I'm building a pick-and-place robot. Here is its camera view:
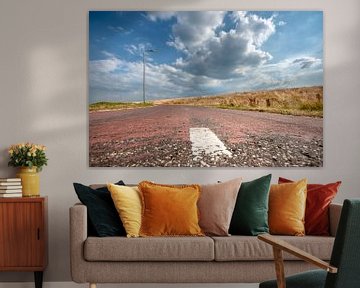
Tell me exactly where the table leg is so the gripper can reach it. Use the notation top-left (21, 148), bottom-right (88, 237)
top-left (34, 271), bottom-right (43, 288)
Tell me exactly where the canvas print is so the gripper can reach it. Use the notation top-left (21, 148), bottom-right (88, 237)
top-left (89, 11), bottom-right (323, 167)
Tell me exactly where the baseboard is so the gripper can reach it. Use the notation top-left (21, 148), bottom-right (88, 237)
top-left (0, 282), bottom-right (259, 288)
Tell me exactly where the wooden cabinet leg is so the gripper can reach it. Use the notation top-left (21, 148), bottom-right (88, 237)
top-left (34, 271), bottom-right (43, 288)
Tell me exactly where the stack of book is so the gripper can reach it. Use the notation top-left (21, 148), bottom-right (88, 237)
top-left (0, 178), bottom-right (22, 197)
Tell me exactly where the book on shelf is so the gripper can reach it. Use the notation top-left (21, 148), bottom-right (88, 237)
top-left (0, 189), bottom-right (22, 193)
top-left (0, 182), bottom-right (22, 186)
top-left (0, 186), bottom-right (22, 190)
top-left (0, 178), bottom-right (21, 182)
top-left (0, 193), bottom-right (22, 198)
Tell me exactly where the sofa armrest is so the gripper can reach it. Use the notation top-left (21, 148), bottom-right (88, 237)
top-left (69, 203), bottom-right (88, 283)
top-left (329, 203), bottom-right (342, 237)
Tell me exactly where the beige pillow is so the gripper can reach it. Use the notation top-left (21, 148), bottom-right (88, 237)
top-left (198, 178), bottom-right (242, 236)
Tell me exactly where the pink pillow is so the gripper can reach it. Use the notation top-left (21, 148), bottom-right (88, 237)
top-left (198, 178), bottom-right (242, 236)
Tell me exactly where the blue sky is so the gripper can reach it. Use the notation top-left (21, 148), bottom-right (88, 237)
top-left (89, 11), bottom-right (323, 103)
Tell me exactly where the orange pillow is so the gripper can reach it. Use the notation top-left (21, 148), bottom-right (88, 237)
top-left (269, 179), bottom-right (307, 236)
top-left (138, 181), bottom-right (204, 237)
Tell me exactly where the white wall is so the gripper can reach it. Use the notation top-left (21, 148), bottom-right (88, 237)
top-left (0, 0), bottom-right (359, 283)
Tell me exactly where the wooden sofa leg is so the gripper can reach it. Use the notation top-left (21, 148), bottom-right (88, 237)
top-left (89, 283), bottom-right (96, 288)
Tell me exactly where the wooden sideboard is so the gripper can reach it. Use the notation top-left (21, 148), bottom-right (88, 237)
top-left (0, 197), bottom-right (48, 288)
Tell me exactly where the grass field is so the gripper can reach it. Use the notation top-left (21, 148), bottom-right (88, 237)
top-left (89, 101), bottom-right (153, 111)
top-left (154, 86), bottom-right (323, 117)
top-left (90, 86), bottom-right (323, 117)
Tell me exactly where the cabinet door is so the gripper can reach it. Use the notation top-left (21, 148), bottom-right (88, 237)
top-left (0, 202), bottom-right (44, 268)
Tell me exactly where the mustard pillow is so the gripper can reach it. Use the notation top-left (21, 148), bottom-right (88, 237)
top-left (138, 181), bottom-right (204, 237)
top-left (107, 183), bottom-right (142, 238)
top-left (269, 179), bottom-right (307, 236)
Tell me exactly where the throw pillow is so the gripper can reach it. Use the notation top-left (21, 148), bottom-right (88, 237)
top-left (198, 178), bottom-right (242, 236)
top-left (269, 179), bottom-right (307, 236)
top-left (138, 181), bottom-right (203, 237)
top-left (107, 183), bottom-right (142, 238)
top-left (278, 177), bottom-right (341, 236)
top-left (73, 181), bottom-right (126, 237)
top-left (229, 174), bottom-right (272, 236)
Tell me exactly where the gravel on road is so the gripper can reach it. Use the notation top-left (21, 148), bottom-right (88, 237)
top-left (89, 105), bottom-right (323, 167)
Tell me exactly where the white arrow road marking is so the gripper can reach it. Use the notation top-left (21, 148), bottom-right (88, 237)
top-left (189, 128), bottom-right (232, 161)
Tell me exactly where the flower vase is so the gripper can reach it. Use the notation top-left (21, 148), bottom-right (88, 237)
top-left (16, 167), bottom-right (40, 197)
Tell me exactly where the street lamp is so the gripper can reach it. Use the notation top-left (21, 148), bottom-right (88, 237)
top-left (142, 49), bottom-right (156, 104)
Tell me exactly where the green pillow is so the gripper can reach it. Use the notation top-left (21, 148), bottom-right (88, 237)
top-left (229, 174), bottom-right (272, 236)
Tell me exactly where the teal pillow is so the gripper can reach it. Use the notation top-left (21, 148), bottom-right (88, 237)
top-left (229, 174), bottom-right (272, 236)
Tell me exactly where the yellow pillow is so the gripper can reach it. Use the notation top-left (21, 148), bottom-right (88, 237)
top-left (269, 179), bottom-right (307, 236)
top-left (107, 183), bottom-right (142, 238)
top-left (138, 181), bottom-right (204, 237)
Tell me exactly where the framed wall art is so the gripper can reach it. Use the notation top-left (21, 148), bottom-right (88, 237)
top-left (89, 11), bottom-right (323, 167)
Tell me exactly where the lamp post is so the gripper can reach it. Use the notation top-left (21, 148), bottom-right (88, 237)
top-left (142, 49), bottom-right (155, 104)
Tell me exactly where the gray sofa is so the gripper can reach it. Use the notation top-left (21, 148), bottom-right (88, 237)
top-left (70, 202), bottom-right (342, 288)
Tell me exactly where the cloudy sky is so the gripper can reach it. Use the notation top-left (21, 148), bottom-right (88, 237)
top-left (89, 11), bottom-right (323, 103)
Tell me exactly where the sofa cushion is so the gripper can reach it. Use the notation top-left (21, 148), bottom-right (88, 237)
top-left (212, 236), bottom-right (334, 261)
top-left (107, 184), bottom-right (142, 238)
top-left (84, 236), bottom-right (214, 261)
top-left (139, 181), bottom-right (203, 237)
top-left (269, 179), bottom-right (307, 236)
top-left (73, 181), bottom-right (126, 237)
top-left (198, 178), bottom-right (242, 236)
top-left (229, 174), bottom-right (271, 236)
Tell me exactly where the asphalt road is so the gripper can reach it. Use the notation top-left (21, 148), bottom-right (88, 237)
top-left (89, 105), bottom-right (323, 167)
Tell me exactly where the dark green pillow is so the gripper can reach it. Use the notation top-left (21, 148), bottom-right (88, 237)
top-left (73, 181), bottom-right (126, 237)
top-left (229, 174), bottom-right (272, 236)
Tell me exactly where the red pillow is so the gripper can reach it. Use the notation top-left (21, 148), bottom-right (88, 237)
top-left (278, 177), bottom-right (341, 236)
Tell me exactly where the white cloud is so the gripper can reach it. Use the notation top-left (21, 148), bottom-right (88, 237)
top-left (240, 56), bottom-right (323, 90)
top-left (232, 11), bottom-right (276, 46)
top-left (168, 11), bottom-right (275, 79)
top-left (292, 57), bottom-right (322, 69)
top-left (107, 25), bottom-right (133, 35)
top-left (90, 58), bottom-right (120, 73)
top-left (124, 44), bottom-right (138, 55)
top-left (124, 43), bottom-right (154, 56)
top-left (168, 11), bottom-right (226, 53)
top-left (146, 12), bottom-right (176, 22)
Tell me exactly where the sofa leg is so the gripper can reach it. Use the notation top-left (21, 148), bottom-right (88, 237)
top-left (89, 283), bottom-right (96, 288)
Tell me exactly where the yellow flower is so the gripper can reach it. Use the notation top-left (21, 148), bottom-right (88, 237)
top-left (8, 149), bottom-right (13, 155)
top-left (38, 145), bottom-right (46, 151)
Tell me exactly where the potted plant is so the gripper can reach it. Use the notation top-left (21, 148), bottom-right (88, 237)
top-left (8, 143), bottom-right (48, 197)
